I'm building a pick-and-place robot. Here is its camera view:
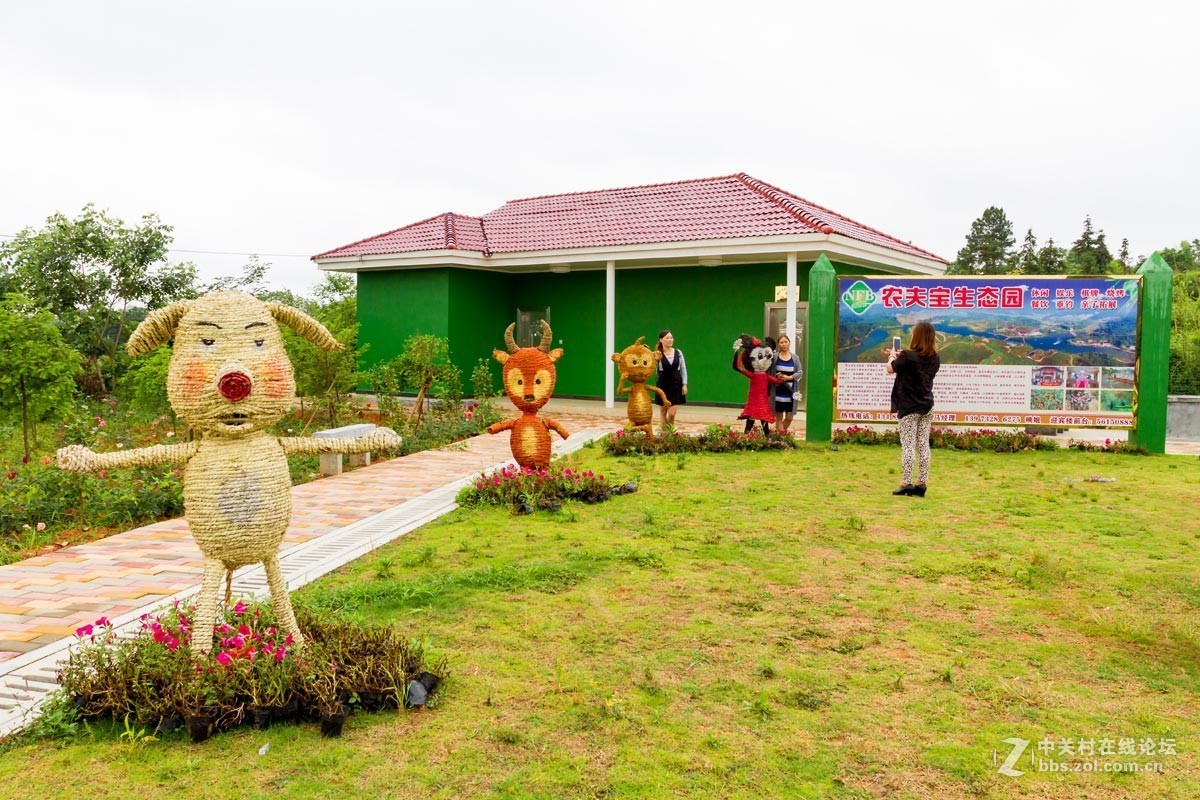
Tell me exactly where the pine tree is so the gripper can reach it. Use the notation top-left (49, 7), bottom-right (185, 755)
top-left (950, 207), bottom-right (1016, 275)
top-left (1036, 238), bottom-right (1067, 275)
top-left (1013, 229), bottom-right (1038, 274)
top-left (1118, 238), bottom-right (1131, 271)
top-left (1095, 230), bottom-right (1114, 273)
top-left (1067, 215), bottom-right (1098, 274)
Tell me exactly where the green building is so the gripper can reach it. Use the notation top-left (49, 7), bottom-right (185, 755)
top-left (313, 172), bottom-right (948, 407)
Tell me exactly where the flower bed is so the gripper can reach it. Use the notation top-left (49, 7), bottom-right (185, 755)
top-left (601, 425), bottom-right (798, 457)
top-left (1067, 437), bottom-right (1147, 454)
top-left (833, 425), bottom-right (1062, 452)
top-left (457, 463), bottom-right (631, 512)
top-left (50, 600), bottom-right (443, 742)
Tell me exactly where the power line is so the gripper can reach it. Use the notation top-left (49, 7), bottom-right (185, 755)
top-left (0, 233), bottom-right (311, 259)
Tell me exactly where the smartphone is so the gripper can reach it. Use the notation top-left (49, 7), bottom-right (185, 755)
top-left (892, 336), bottom-right (902, 352)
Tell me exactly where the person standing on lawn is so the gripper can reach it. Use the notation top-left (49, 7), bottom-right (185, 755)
top-left (887, 321), bottom-right (940, 497)
top-left (655, 329), bottom-right (687, 428)
top-left (770, 334), bottom-right (801, 434)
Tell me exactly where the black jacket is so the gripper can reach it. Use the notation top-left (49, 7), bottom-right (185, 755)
top-left (890, 349), bottom-right (940, 418)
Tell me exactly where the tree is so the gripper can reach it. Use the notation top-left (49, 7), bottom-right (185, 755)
top-left (395, 334), bottom-right (459, 423)
top-left (0, 295), bottom-right (83, 460)
top-left (949, 207), bottom-right (1015, 275)
top-left (1118, 238), bottom-right (1132, 271)
top-left (1160, 240), bottom-right (1200, 272)
top-left (1013, 229), bottom-right (1039, 274)
top-left (1035, 238), bottom-right (1067, 275)
top-left (266, 273), bottom-right (360, 427)
top-left (0, 205), bottom-right (197, 393)
top-left (1065, 215), bottom-right (1115, 275)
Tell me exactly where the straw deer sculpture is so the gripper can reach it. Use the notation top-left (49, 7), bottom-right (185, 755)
top-left (612, 336), bottom-right (670, 434)
top-left (488, 320), bottom-right (569, 467)
top-left (56, 291), bottom-right (399, 654)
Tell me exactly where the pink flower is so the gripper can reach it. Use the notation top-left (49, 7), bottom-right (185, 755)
top-left (274, 647), bottom-right (287, 662)
top-left (36, 522), bottom-right (46, 531)
top-left (237, 623), bottom-right (251, 636)
top-left (75, 624), bottom-right (94, 638)
top-left (229, 635), bottom-right (245, 649)
top-left (284, 633), bottom-right (294, 645)
top-left (94, 616), bottom-right (109, 627)
top-left (216, 652), bottom-right (232, 666)
top-left (98, 420), bottom-right (106, 428)
top-left (166, 636), bottom-right (179, 651)
top-left (233, 600), bottom-right (247, 615)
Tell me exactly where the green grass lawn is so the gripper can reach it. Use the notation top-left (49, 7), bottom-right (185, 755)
top-left (3, 443), bottom-right (1199, 799)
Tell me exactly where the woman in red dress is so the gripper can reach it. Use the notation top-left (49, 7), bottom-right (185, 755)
top-left (732, 334), bottom-right (789, 435)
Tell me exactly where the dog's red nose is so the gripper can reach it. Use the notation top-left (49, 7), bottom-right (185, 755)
top-left (218, 371), bottom-right (252, 402)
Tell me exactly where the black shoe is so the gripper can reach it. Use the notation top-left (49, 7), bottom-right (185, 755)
top-left (892, 484), bottom-right (913, 496)
top-left (910, 484), bottom-right (927, 497)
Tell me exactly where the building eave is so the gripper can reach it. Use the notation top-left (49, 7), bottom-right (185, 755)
top-left (314, 233), bottom-right (947, 276)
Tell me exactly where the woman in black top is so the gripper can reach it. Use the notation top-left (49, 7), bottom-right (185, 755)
top-left (654, 329), bottom-right (687, 427)
top-left (886, 321), bottom-right (940, 497)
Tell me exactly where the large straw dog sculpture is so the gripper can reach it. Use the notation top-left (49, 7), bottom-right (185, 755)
top-left (56, 291), bottom-right (399, 653)
top-left (487, 320), bottom-right (569, 468)
top-left (612, 336), bottom-right (670, 434)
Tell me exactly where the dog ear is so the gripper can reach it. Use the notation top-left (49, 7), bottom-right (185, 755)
top-left (493, 349), bottom-right (510, 365)
top-left (547, 348), bottom-right (563, 363)
top-left (127, 301), bottom-right (193, 356)
top-left (266, 302), bottom-right (343, 352)
top-left (610, 353), bottom-right (621, 363)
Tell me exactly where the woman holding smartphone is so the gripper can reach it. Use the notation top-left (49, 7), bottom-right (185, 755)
top-left (886, 322), bottom-right (940, 497)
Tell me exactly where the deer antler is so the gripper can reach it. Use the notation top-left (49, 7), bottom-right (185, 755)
top-left (538, 319), bottom-right (554, 353)
top-left (504, 323), bottom-right (519, 354)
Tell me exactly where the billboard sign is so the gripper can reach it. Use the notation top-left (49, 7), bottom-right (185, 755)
top-left (836, 276), bottom-right (1140, 428)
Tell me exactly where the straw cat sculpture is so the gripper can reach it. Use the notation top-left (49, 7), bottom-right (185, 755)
top-left (57, 291), bottom-right (399, 653)
top-left (612, 336), bottom-right (670, 434)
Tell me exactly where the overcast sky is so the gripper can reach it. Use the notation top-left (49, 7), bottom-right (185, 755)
top-left (2, 1), bottom-right (1196, 292)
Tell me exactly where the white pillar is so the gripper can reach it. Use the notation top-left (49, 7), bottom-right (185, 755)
top-left (605, 260), bottom-right (616, 408)
top-left (785, 252), bottom-right (798, 342)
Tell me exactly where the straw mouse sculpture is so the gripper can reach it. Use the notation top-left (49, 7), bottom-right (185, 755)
top-left (487, 320), bottom-right (569, 468)
top-left (612, 336), bottom-right (670, 434)
top-left (56, 291), bottom-right (399, 653)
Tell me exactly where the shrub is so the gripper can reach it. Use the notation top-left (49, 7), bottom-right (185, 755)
top-left (1067, 437), bottom-right (1147, 455)
top-left (49, 599), bottom-right (444, 742)
top-left (457, 463), bottom-right (630, 511)
top-left (832, 425), bottom-right (1060, 452)
top-left (601, 425), bottom-right (798, 457)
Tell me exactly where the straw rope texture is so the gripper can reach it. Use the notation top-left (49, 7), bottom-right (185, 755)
top-left (56, 291), bottom-right (400, 653)
top-left (487, 320), bottom-right (569, 468)
top-left (611, 336), bottom-right (669, 435)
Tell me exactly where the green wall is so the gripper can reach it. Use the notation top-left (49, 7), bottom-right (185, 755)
top-left (356, 259), bottom-right (880, 403)
top-left (358, 269), bottom-right (450, 377)
top-left (510, 271), bottom-right (607, 397)
top-left (448, 269), bottom-right (515, 392)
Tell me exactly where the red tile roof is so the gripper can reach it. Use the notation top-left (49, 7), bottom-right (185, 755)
top-left (313, 173), bottom-right (946, 263)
